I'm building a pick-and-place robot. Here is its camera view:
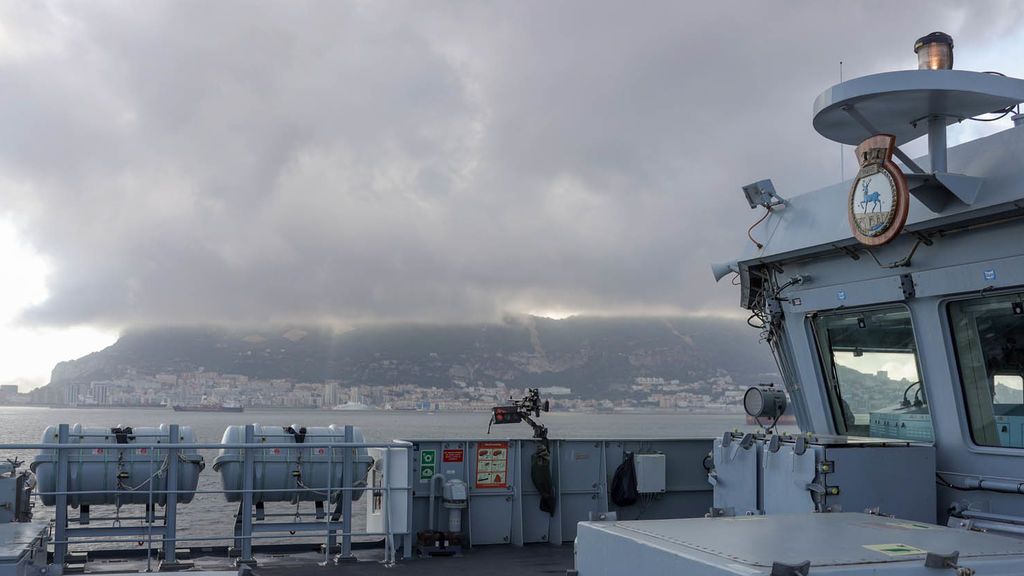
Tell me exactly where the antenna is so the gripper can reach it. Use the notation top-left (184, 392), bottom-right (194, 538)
top-left (839, 60), bottom-right (844, 181)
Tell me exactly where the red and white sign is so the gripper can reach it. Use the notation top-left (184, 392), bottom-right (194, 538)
top-left (475, 441), bottom-right (508, 489)
top-left (91, 448), bottom-right (105, 456)
top-left (443, 449), bottom-right (464, 463)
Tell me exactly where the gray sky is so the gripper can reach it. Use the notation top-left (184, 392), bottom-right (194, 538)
top-left (1, 0), bottom-right (1023, 346)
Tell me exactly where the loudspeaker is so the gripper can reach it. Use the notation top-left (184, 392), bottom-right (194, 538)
top-left (711, 260), bottom-right (739, 282)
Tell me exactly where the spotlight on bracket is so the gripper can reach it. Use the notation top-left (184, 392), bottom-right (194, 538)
top-left (742, 179), bottom-right (785, 210)
top-left (743, 384), bottom-right (787, 421)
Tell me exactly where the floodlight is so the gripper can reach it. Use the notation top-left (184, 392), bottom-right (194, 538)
top-left (742, 179), bottom-right (784, 210)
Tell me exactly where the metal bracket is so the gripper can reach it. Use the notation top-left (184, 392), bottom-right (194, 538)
top-left (770, 560), bottom-right (811, 576)
top-left (817, 460), bottom-right (835, 474)
top-left (739, 433), bottom-right (755, 450)
top-left (925, 550), bottom-right (975, 575)
top-left (900, 274), bottom-right (916, 299)
top-left (793, 437), bottom-right (807, 455)
top-left (905, 173), bottom-right (984, 212)
top-left (841, 104), bottom-right (925, 174)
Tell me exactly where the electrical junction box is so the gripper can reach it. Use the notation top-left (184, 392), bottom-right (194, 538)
top-left (711, 433), bottom-right (935, 523)
top-left (634, 453), bottom-right (666, 494)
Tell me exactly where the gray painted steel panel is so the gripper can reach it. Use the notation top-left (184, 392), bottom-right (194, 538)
top-left (823, 444), bottom-right (935, 522)
top-left (0, 524), bottom-right (46, 563)
top-left (912, 253), bottom-right (1024, 298)
top-left (784, 274), bottom-right (908, 313)
top-left (0, 523), bottom-right (46, 576)
top-left (761, 443), bottom-right (816, 515)
top-left (715, 436), bottom-right (935, 522)
top-left (575, 513), bottom-right (1024, 575)
top-left (710, 436), bottom-right (758, 515)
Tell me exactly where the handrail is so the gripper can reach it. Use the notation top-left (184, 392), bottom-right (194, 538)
top-left (18, 441), bottom-right (407, 449)
top-left (7, 423), bottom-right (415, 570)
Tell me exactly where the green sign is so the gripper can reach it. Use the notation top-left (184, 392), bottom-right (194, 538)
top-left (419, 450), bottom-right (437, 480)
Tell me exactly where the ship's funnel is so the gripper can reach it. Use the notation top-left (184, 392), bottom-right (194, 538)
top-left (711, 260), bottom-right (739, 282)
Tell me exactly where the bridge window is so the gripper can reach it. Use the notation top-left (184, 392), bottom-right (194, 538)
top-left (949, 293), bottom-right (1024, 448)
top-left (812, 306), bottom-right (932, 440)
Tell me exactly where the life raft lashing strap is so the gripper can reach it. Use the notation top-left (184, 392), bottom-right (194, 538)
top-left (111, 427), bottom-right (134, 444)
top-left (283, 426), bottom-right (307, 443)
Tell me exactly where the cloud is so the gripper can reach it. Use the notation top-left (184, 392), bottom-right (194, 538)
top-left (1, 0), bottom-right (1022, 328)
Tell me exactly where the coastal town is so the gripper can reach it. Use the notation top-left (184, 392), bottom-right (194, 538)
top-left (0, 369), bottom-right (748, 413)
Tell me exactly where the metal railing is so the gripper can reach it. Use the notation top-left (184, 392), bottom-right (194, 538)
top-left (5, 423), bottom-right (414, 571)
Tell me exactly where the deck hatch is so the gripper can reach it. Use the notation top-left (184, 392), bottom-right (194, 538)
top-left (597, 513), bottom-right (1024, 567)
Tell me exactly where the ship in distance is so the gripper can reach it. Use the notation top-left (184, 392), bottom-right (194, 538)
top-left (171, 401), bottom-right (244, 413)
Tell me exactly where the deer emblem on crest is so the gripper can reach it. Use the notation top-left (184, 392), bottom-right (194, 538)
top-left (858, 180), bottom-right (881, 213)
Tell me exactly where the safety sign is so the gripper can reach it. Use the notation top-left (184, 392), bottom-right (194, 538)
top-left (419, 449), bottom-right (437, 480)
top-left (475, 441), bottom-right (508, 488)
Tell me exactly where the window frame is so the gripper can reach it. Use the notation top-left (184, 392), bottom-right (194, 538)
top-left (809, 303), bottom-right (927, 438)
top-left (946, 289), bottom-right (1024, 450)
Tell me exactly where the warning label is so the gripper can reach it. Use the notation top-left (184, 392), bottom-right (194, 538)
top-left (475, 441), bottom-right (508, 488)
top-left (443, 449), bottom-right (464, 463)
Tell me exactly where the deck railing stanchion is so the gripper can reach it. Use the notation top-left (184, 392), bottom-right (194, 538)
top-left (239, 424), bottom-right (256, 566)
top-left (55, 423), bottom-right (70, 567)
top-left (383, 446), bottom-right (393, 565)
top-left (163, 423), bottom-right (179, 568)
top-left (339, 425), bottom-right (354, 561)
top-left (324, 433), bottom-right (335, 562)
top-left (146, 436), bottom-right (155, 572)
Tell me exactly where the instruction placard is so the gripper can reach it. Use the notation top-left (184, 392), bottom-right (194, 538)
top-left (475, 441), bottom-right (508, 488)
top-left (419, 449), bottom-right (437, 480)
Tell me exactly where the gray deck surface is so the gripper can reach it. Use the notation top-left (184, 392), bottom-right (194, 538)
top-left (251, 545), bottom-right (573, 575)
top-left (79, 545), bottom-right (573, 575)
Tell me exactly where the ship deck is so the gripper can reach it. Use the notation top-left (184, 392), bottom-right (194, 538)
top-left (80, 544), bottom-right (574, 575)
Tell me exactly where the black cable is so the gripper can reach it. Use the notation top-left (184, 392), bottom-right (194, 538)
top-left (968, 109), bottom-right (1013, 122)
top-left (902, 381), bottom-right (919, 406)
top-left (862, 236), bottom-right (926, 269)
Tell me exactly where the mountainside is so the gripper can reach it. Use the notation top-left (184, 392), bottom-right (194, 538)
top-left (46, 315), bottom-right (777, 399)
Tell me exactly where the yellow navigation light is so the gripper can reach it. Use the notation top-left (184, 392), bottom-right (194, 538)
top-left (914, 32), bottom-right (953, 70)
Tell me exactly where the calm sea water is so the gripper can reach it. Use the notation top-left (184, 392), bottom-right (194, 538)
top-left (0, 406), bottom-right (773, 548)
